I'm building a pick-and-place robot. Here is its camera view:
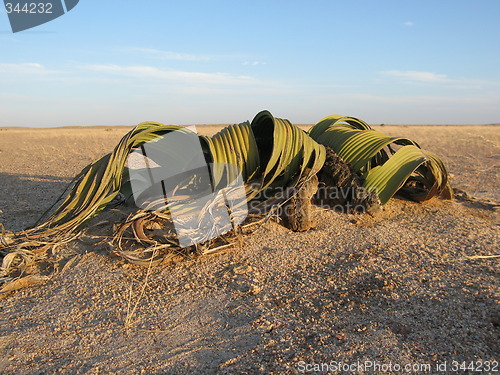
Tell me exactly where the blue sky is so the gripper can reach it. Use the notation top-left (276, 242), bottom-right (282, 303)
top-left (1, 0), bottom-right (499, 126)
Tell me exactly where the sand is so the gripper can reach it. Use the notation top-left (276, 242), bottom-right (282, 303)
top-left (0, 124), bottom-right (498, 374)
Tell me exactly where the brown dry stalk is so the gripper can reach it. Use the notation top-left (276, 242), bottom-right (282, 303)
top-left (124, 250), bottom-right (157, 329)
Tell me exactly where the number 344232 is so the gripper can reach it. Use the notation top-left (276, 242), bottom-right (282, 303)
top-left (5, 3), bottom-right (53, 14)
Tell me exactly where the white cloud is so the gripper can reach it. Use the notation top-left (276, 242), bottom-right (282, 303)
top-left (382, 70), bottom-right (451, 83)
top-left (0, 62), bottom-right (56, 75)
top-left (403, 21), bottom-right (414, 27)
top-left (0, 62), bottom-right (71, 84)
top-left (338, 93), bottom-right (494, 105)
top-left (243, 61), bottom-right (266, 66)
top-left (81, 64), bottom-right (257, 86)
top-left (0, 35), bottom-right (19, 42)
top-left (130, 48), bottom-right (212, 62)
top-left (381, 70), bottom-right (500, 90)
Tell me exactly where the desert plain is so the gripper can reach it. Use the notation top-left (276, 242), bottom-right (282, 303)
top-left (0, 124), bottom-right (498, 374)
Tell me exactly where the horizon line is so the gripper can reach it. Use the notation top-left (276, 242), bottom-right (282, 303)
top-left (1, 123), bottom-right (499, 129)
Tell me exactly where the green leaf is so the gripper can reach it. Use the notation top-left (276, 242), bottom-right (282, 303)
top-left (309, 116), bottom-right (450, 204)
top-left (363, 145), bottom-right (449, 204)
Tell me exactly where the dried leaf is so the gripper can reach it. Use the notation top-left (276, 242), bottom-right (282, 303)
top-left (0, 275), bottom-right (49, 296)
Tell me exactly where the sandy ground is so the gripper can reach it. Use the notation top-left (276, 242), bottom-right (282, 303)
top-left (0, 124), bottom-right (498, 374)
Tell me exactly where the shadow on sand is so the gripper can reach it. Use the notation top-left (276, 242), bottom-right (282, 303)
top-left (0, 172), bottom-right (72, 232)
